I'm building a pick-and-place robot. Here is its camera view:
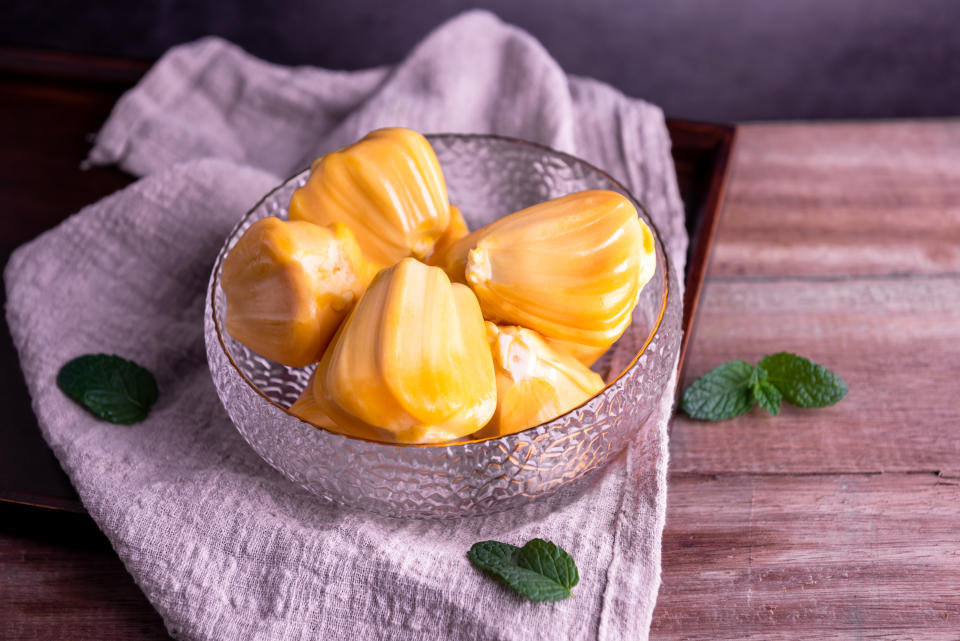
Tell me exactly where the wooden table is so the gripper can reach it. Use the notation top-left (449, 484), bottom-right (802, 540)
top-left (652, 122), bottom-right (960, 639)
top-left (2, 69), bottom-right (959, 637)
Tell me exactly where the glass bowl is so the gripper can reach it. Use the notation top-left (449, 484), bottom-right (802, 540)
top-left (204, 134), bottom-right (681, 519)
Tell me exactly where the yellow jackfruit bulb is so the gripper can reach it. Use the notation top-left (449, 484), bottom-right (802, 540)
top-left (459, 190), bottom-right (657, 365)
top-left (289, 128), bottom-right (451, 266)
top-left (541, 338), bottom-right (609, 368)
top-left (473, 323), bottom-right (605, 439)
top-left (312, 257), bottom-right (497, 444)
top-left (289, 371), bottom-right (336, 429)
top-left (289, 371), bottom-right (385, 440)
top-left (426, 205), bottom-right (469, 264)
top-left (428, 228), bottom-right (476, 284)
top-left (221, 217), bottom-right (379, 368)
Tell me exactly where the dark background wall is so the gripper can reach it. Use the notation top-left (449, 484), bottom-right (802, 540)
top-left (4, 0), bottom-right (959, 122)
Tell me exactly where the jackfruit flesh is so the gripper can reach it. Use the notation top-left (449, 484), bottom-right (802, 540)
top-left (221, 217), bottom-right (378, 368)
top-left (289, 370), bottom-right (335, 428)
top-left (289, 128), bottom-right (451, 266)
top-left (289, 370), bottom-right (388, 441)
top-left (442, 190), bottom-right (656, 365)
top-left (426, 204), bottom-right (469, 264)
top-left (311, 258), bottom-right (497, 444)
top-left (225, 125), bottom-right (660, 444)
top-left (473, 323), bottom-right (605, 438)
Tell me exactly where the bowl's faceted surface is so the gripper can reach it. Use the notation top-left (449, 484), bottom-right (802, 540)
top-left (205, 134), bottom-right (681, 518)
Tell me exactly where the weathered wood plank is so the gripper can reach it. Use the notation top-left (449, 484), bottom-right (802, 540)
top-left (0, 505), bottom-right (171, 640)
top-left (652, 472), bottom-right (960, 640)
top-left (673, 275), bottom-right (960, 475)
top-left (712, 122), bottom-right (960, 278)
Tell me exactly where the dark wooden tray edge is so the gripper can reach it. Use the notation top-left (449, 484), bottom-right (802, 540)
top-left (671, 120), bottom-right (737, 386)
top-left (0, 488), bottom-right (87, 514)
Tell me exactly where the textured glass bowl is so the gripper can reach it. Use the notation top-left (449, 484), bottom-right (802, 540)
top-left (205, 134), bottom-right (682, 519)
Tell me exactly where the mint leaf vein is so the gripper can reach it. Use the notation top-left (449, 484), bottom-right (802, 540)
top-left (759, 352), bottom-right (848, 408)
top-left (680, 360), bottom-right (755, 421)
top-left (753, 380), bottom-right (782, 416)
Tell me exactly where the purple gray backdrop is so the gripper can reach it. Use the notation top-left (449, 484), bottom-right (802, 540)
top-left (3, 0), bottom-right (959, 121)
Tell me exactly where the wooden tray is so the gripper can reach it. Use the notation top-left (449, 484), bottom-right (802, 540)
top-left (0, 48), bottom-right (735, 514)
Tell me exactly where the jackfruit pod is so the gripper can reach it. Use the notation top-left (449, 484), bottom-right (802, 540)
top-left (427, 220), bottom-right (480, 282)
top-left (221, 217), bottom-right (378, 367)
top-left (289, 370), bottom-right (335, 429)
top-left (426, 205), bottom-right (469, 264)
top-left (289, 128), bottom-right (451, 266)
top-left (312, 258), bottom-right (497, 444)
top-left (473, 323), bottom-right (605, 438)
top-left (289, 370), bottom-right (385, 440)
top-left (458, 190), bottom-right (657, 365)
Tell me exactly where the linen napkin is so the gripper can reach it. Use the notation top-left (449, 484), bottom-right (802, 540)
top-left (6, 10), bottom-right (685, 641)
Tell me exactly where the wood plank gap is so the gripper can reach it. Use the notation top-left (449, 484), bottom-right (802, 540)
top-left (708, 271), bottom-right (960, 284)
top-left (669, 470), bottom-right (956, 480)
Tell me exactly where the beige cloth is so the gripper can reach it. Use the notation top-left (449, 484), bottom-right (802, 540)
top-left (6, 11), bottom-right (684, 641)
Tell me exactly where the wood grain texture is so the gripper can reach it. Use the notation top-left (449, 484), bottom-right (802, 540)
top-left (653, 122), bottom-right (960, 639)
top-left (713, 122), bottom-right (960, 278)
top-left (0, 504), bottom-right (172, 640)
top-left (2, 69), bottom-right (960, 639)
top-left (652, 472), bottom-right (960, 640)
top-left (672, 275), bottom-right (960, 475)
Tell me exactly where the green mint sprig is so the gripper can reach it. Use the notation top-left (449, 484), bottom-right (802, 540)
top-left (680, 352), bottom-right (847, 421)
top-left (57, 354), bottom-right (159, 424)
top-left (468, 538), bottom-right (578, 602)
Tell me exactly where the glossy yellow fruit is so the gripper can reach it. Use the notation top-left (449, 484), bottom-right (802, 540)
top-left (311, 258), bottom-right (497, 444)
top-left (289, 371), bottom-right (386, 440)
top-left (426, 204), bottom-right (469, 264)
top-left (473, 323), bottom-right (605, 438)
top-left (221, 217), bottom-right (378, 367)
top-left (289, 128), bottom-right (451, 266)
top-left (439, 190), bottom-right (656, 365)
top-left (289, 371), bottom-right (335, 428)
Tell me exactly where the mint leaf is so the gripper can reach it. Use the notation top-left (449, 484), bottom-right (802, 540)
top-left (680, 360), bottom-right (756, 420)
top-left (516, 538), bottom-right (579, 591)
top-left (468, 538), bottom-right (578, 602)
top-left (57, 354), bottom-right (158, 424)
top-left (752, 380), bottom-right (782, 416)
top-left (482, 561), bottom-right (573, 602)
top-left (758, 352), bottom-right (848, 408)
top-left (468, 540), bottom-right (519, 571)
top-left (681, 353), bottom-right (847, 421)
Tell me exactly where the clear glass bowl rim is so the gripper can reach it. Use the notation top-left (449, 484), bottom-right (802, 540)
top-left (208, 132), bottom-right (672, 449)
